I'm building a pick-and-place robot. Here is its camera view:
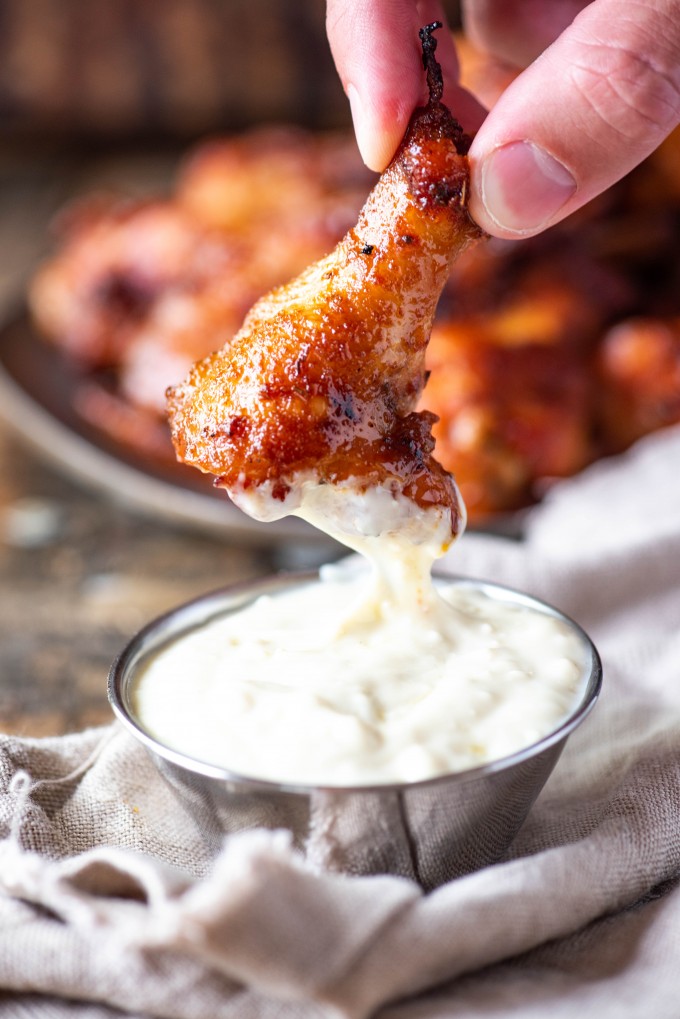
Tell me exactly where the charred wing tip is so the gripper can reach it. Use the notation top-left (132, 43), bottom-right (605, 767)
top-left (419, 21), bottom-right (444, 104)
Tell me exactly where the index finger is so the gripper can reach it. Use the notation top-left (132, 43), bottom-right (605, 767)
top-left (326, 0), bottom-right (485, 170)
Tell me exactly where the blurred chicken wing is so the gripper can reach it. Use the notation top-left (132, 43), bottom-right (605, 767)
top-left (29, 199), bottom-right (233, 368)
top-left (597, 317), bottom-right (680, 451)
top-left (177, 126), bottom-right (373, 234)
top-left (424, 318), bottom-right (594, 518)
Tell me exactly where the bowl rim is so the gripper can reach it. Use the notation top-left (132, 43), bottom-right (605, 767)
top-left (108, 569), bottom-right (603, 794)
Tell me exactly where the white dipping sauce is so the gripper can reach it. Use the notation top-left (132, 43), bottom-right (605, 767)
top-left (133, 563), bottom-right (587, 786)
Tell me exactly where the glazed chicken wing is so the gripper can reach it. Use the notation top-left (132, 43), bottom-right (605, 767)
top-left (168, 25), bottom-right (482, 544)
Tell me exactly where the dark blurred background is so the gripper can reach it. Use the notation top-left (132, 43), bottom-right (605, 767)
top-left (0, 0), bottom-right (347, 143)
top-left (0, 0), bottom-right (459, 144)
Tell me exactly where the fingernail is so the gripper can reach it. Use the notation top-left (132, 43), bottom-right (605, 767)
top-left (480, 141), bottom-right (577, 233)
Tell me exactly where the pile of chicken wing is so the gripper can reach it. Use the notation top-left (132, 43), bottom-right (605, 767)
top-left (30, 119), bottom-right (680, 523)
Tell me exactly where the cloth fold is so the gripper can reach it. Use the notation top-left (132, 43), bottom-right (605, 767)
top-left (1, 427), bottom-right (679, 1018)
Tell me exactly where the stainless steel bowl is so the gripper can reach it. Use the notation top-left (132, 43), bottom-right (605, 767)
top-left (108, 570), bottom-right (602, 890)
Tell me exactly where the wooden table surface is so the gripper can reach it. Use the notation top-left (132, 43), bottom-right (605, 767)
top-left (0, 144), bottom-right (332, 739)
top-left (0, 422), bottom-right (279, 737)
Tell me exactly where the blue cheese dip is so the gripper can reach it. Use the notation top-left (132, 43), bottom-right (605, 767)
top-left (133, 562), bottom-right (587, 787)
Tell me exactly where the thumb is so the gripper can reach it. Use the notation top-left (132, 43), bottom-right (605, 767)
top-left (468, 0), bottom-right (680, 238)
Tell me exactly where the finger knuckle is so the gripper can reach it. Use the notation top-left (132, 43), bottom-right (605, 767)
top-left (569, 38), bottom-right (680, 142)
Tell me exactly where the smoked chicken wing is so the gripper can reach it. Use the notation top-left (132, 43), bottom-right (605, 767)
top-left (168, 25), bottom-right (482, 544)
top-left (597, 316), bottom-right (680, 451)
top-left (29, 199), bottom-right (233, 368)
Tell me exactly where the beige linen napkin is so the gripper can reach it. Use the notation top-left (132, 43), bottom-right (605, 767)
top-left (1, 427), bottom-right (679, 1018)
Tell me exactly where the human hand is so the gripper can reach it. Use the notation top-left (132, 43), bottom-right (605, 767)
top-left (326, 0), bottom-right (680, 238)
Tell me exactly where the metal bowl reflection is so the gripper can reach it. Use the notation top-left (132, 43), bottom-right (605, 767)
top-left (108, 570), bottom-right (602, 890)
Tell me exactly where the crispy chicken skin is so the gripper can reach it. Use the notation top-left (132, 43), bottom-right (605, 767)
top-left (167, 27), bottom-right (482, 535)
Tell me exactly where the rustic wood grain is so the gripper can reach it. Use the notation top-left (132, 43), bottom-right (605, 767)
top-left (0, 422), bottom-right (280, 737)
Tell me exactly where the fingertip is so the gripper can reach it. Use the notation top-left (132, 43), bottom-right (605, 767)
top-left (327, 0), bottom-right (422, 161)
top-left (347, 82), bottom-right (416, 171)
top-left (346, 58), bottom-right (485, 171)
top-left (328, 2), bottom-right (483, 172)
